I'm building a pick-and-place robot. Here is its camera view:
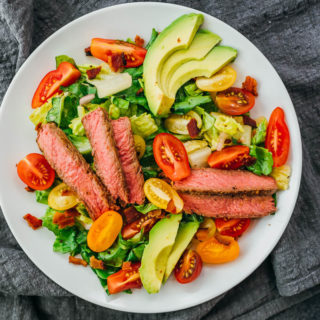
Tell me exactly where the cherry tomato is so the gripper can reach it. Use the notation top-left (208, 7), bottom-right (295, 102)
top-left (215, 218), bottom-right (250, 238)
top-left (174, 249), bottom-right (202, 284)
top-left (196, 66), bottom-right (237, 92)
top-left (196, 218), bottom-right (216, 241)
top-left (48, 183), bottom-right (79, 211)
top-left (17, 153), bottom-right (55, 190)
top-left (265, 107), bottom-right (290, 167)
top-left (32, 62), bottom-right (81, 108)
top-left (107, 262), bottom-right (142, 294)
top-left (143, 178), bottom-right (184, 214)
top-left (90, 38), bottom-right (147, 71)
top-left (196, 234), bottom-right (240, 264)
top-left (208, 145), bottom-right (255, 169)
top-left (216, 87), bottom-right (255, 115)
top-left (153, 133), bottom-right (191, 181)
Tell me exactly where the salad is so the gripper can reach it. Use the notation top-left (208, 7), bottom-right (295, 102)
top-left (17, 13), bottom-right (291, 295)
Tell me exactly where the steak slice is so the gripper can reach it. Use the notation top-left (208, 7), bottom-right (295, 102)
top-left (180, 193), bottom-right (276, 218)
top-left (82, 107), bottom-right (129, 204)
top-left (173, 168), bottom-right (277, 196)
top-left (37, 123), bottom-right (115, 220)
top-left (112, 117), bottom-right (145, 204)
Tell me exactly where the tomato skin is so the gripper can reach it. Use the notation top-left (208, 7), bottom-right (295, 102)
top-left (174, 250), bottom-right (202, 284)
top-left (107, 262), bottom-right (142, 294)
top-left (90, 38), bottom-right (147, 70)
top-left (215, 218), bottom-right (250, 238)
top-left (32, 62), bottom-right (81, 108)
top-left (216, 87), bottom-right (255, 115)
top-left (153, 133), bottom-right (191, 181)
top-left (208, 145), bottom-right (255, 170)
top-left (17, 153), bottom-right (55, 190)
top-left (265, 107), bottom-right (290, 167)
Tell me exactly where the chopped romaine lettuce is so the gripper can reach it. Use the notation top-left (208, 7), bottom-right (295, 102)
top-left (135, 203), bottom-right (159, 214)
top-left (247, 145), bottom-right (273, 175)
top-left (184, 83), bottom-right (203, 97)
top-left (35, 189), bottom-right (51, 205)
top-left (214, 114), bottom-right (244, 136)
top-left (204, 125), bottom-right (220, 150)
top-left (112, 96), bottom-right (130, 110)
top-left (252, 118), bottom-right (267, 145)
top-left (55, 55), bottom-right (76, 68)
top-left (173, 95), bottom-right (212, 114)
top-left (69, 106), bottom-right (86, 136)
top-left (61, 81), bottom-right (97, 98)
top-left (67, 134), bottom-right (92, 155)
top-left (142, 168), bottom-right (158, 179)
top-left (130, 113), bottom-right (158, 138)
top-left (29, 99), bottom-right (53, 126)
top-left (145, 28), bottom-right (158, 50)
top-left (123, 65), bottom-right (143, 80)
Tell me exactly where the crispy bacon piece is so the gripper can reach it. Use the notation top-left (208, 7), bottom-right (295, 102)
top-left (136, 87), bottom-right (144, 95)
top-left (69, 256), bottom-right (88, 267)
top-left (86, 66), bottom-right (102, 80)
top-left (243, 115), bottom-right (257, 128)
top-left (242, 76), bottom-right (258, 96)
top-left (23, 214), bottom-right (42, 230)
top-left (122, 206), bottom-right (141, 224)
top-left (110, 53), bottom-right (125, 72)
top-left (89, 256), bottom-right (105, 270)
top-left (25, 186), bottom-right (35, 192)
top-left (134, 35), bottom-right (145, 47)
top-left (84, 47), bottom-right (92, 56)
top-left (187, 118), bottom-right (200, 138)
top-left (53, 209), bottom-right (79, 229)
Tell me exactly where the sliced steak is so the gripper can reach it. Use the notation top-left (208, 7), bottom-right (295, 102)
top-left (82, 107), bottom-right (129, 204)
top-left (173, 168), bottom-right (277, 196)
top-left (37, 123), bottom-right (115, 220)
top-left (112, 117), bottom-right (145, 204)
top-left (180, 193), bottom-right (276, 218)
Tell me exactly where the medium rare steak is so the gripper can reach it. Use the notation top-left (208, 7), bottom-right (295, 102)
top-left (180, 193), bottom-right (276, 218)
top-left (112, 117), bottom-right (145, 204)
top-left (82, 107), bottom-right (129, 204)
top-left (37, 123), bottom-right (115, 220)
top-left (173, 168), bottom-right (277, 196)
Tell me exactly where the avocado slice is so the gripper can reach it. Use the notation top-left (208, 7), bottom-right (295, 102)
top-left (163, 221), bottom-right (200, 282)
top-left (167, 46), bottom-right (237, 98)
top-left (143, 13), bottom-right (204, 116)
top-left (160, 30), bottom-right (221, 94)
top-left (139, 214), bottom-right (182, 294)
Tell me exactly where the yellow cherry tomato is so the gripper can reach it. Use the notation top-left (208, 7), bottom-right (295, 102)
top-left (133, 135), bottom-right (146, 159)
top-left (196, 66), bottom-right (237, 92)
top-left (48, 183), bottom-right (79, 211)
top-left (143, 178), bottom-right (183, 214)
top-left (87, 211), bottom-right (123, 252)
top-left (196, 218), bottom-right (216, 241)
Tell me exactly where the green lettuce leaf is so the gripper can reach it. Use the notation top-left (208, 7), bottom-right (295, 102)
top-left (55, 55), bottom-right (76, 68)
top-left (29, 99), bottom-right (53, 126)
top-left (252, 119), bottom-right (267, 145)
top-left (184, 83), bottom-right (203, 97)
top-left (134, 203), bottom-right (159, 214)
top-left (67, 134), bottom-right (92, 155)
top-left (145, 28), bottom-right (158, 50)
top-left (173, 95), bottom-right (212, 114)
top-left (130, 113), bottom-right (158, 138)
top-left (214, 114), bottom-right (244, 136)
top-left (247, 145), bottom-right (273, 175)
top-left (53, 227), bottom-right (78, 254)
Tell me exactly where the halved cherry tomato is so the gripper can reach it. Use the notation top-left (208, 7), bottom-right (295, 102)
top-left (107, 262), bottom-right (142, 294)
top-left (196, 66), bottom-right (237, 92)
top-left (196, 234), bottom-right (240, 264)
top-left (17, 153), bottom-right (55, 190)
top-left (143, 178), bottom-right (184, 214)
top-left (174, 249), bottom-right (202, 284)
top-left (90, 38), bottom-right (147, 71)
top-left (48, 183), bottom-right (79, 211)
top-left (87, 211), bottom-right (123, 252)
top-left (216, 87), bottom-right (255, 115)
top-left (265, 107), bottom-right (290, 167)
top-left (121, 209), bottom-right (164, 239)
top-left (153, 133), bottom-right (190, 181)
top-left (32, 62), bottom-right (81, 108)
top-left (215, 218), bottom-right (250, 238)
top-left (208, 145), bottom-right (255, 169)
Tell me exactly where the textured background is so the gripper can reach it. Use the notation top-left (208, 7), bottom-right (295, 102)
top-left (0, 0), bottom-right (320, 319)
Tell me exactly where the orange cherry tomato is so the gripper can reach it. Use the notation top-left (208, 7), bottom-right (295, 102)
top-left (32, 62), bottom-right (81, 108)
top-left (196, 234), bottom-right (240, 264)
top-left (87, 211), bottom-right (123, 252)
top-left (215, 218), bottom-right (250, 238)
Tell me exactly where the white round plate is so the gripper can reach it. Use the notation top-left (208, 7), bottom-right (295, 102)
top-left (0, 2), bottom-right (302, 313)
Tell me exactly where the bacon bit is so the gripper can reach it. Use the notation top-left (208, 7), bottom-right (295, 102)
top-left (86, 66), bottom-right (101, 80)
top-left (25, 186), bottom-right (35, 192)
top-left (23, 214), bottom-right (42, 230)
top-left (134, 35), bottom-right (145, 47)
top-left (122, 261), bottom-right (132, 271)
top-left (69, 256), bottom-right (88, 267)
top-left (136, 87), bottom-right (144, 95)
top-left (89, 256), bottom-right (105, 270)
top-left (243, 115), bottom-right (257, 128)
top-left (53, 209), bottom-right (79, 229)
top-left (122, 207), bottom-right (141, 224)
top-left (242, 76), bottom-right (258, 96)
top-left (84, 47), bottom-right (92, 56)
top-left (109, 53), bottom-right (125, 72)
top-left (187, 118), bottom-right (200, 138)
top-left (177, 37), bottom-right (181, 43)
top-left (35, 122), bottom-right (42, 132)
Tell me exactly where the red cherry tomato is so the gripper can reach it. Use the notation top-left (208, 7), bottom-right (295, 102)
top-left (208, 145), bottom-right (255, 170)
top-left (265, 107), bottom-right (290, 167)
top-left (216, 87), bottom-right (255, 115)
top-left (153, 133), bottom-right (190, 181)
top-left (32, 62), bottom-right (81, 108)
top-left (17, 153), bottom-right (55, 190)
top-left (174, 249), bottom-right (203, 284)
top-left (215, 218), bottom-right (251, 238)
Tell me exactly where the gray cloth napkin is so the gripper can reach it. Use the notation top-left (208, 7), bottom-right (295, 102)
top-left (1, 0), bottom-right (320, 319)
